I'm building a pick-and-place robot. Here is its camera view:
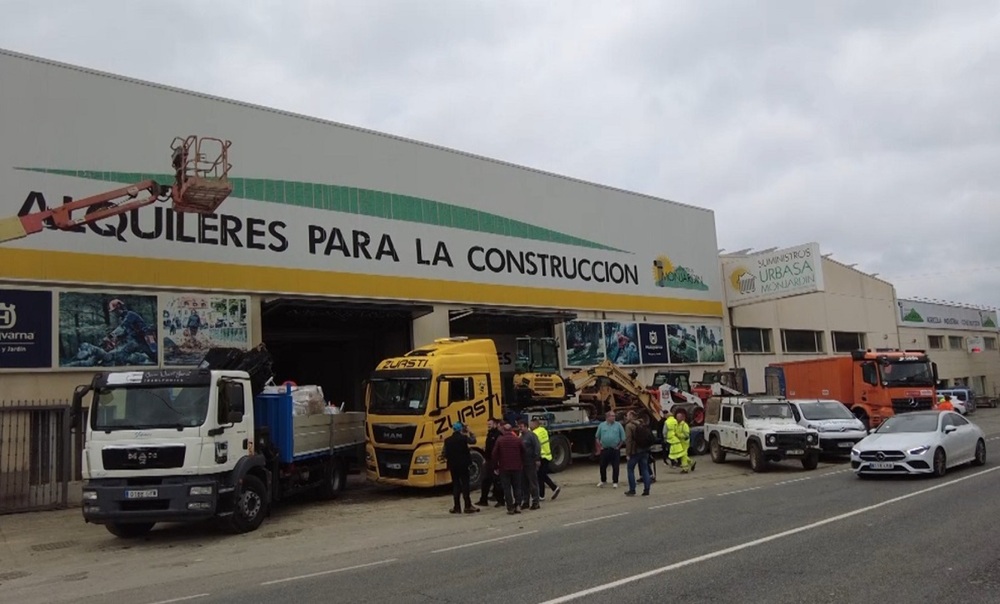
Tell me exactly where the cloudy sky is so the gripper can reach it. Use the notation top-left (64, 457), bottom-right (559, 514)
top-left (3, 0), bottom-right (999, 307)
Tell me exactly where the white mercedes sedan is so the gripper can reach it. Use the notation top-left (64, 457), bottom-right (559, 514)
top-left (851, 411), bottom-right (987, 478)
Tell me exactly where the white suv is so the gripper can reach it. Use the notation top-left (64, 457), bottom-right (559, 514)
top-left (704, 396), bottom-right (821, 472)
top-left (787, 399), bottom-right (868, 457)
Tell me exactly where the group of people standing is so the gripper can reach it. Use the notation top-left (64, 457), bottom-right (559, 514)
top-left (595, 407), bottom-right (697, 496)
top-left (442, 406), bottom-right (695, 514)
top-left (443, 417), bottom-right (562, 516)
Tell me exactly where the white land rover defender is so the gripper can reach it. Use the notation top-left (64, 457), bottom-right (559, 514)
top-left (704, 396), bottom-right (822, 472)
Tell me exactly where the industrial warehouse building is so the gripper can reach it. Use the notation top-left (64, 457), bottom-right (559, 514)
top-left (1, 49), bottom-right (998, 513)
top-left (720, 244), bottom-right (1000, 397)
top-left (0, 47), bottom-right (730, 514)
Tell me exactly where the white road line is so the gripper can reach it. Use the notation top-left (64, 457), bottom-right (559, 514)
top-left (146, 595), bottom-right (210, 604)
top-left (716, 486), bottom-right (762, 497)
top-left (538, 465), bottom-right (1000, 604)
top-left (774, 476), bottom-right (813, 486)
top-left (260, 559), bottom-right (398, 586)
top-left (562, 512), bottom-right (630, 527)
top-left (431, 530), bottom-right (539, 553)
top-left (649, 497), bottom-right (704, 510)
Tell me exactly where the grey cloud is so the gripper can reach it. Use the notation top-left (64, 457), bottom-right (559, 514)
top-left (2, 0), bottom-right (998, 306)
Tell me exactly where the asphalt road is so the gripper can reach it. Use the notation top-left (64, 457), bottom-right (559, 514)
top-left (6, 417), bottom-right (1000, 604)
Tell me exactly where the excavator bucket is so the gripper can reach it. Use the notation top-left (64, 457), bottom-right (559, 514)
top-left (170, 136), bottom-right (234, 214)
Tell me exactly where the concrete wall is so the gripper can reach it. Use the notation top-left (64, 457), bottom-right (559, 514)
top-left (729, 258), bottom-right (900, 392)
top-left (899, 326), bottom-right (1000, 396)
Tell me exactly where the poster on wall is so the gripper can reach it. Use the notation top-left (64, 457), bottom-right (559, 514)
top-left (696, 324), bottom-right (726, 363)
top-left (0, 289), bottom-right (53, 369)
top-left (161, 294), bottom-right (250, 366)
top-left (58, 292), bottom-right (158, 368)
top-left (667, 324), bottom-right (699, 364)
top-left (603, 322), bottom-right (640, 365)
top-left (638, 323), bottom-right (669, 364)
top-left (564, 321), bottom-right (605, 367)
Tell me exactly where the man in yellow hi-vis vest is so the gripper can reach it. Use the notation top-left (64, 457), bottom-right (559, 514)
top-left (666, 408), bottom-right (696, 473)
top-left (531, 418), bottom-right (561, 500)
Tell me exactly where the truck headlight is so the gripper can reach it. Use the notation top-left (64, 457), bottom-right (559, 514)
top-left (189, 486), bottom-right (213, 496)
top-left (82, 490), bottom-right (97, 501)
top-left (415, 455), bottom-right (430, 465)
top-left (766, 435), bottom-right (777, 445)
top-left (806, 434), bottom-right (816, 444)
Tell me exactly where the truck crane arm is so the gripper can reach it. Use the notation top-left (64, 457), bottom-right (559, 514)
top-left (0, 135), bottom-right (233, 245)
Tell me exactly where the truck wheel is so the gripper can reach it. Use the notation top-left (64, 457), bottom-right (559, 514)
top-left (549, 435), bottom-right (572, 473)
top-left (748, 442), bottom-right (768, 473)
top-left (709, 435), bottom-right (726, 463)
top-left (801, 450), bottom-right (820, 471)
top-left (468, 450), bottom-right (486, 490)
top-left (105, 522), bottom-right (154, 539)
top-left (318, 458), bottom-right (347, 500)
top-left (226, 474), bottom-right (268, 534)
top-left (691, 436), bottom-right (709, 457)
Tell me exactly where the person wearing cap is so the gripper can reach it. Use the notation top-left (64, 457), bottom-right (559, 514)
top-left (443, 421), bottom-right (479, 514)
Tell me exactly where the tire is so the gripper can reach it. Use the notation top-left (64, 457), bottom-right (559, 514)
top-left (226, 474), bottom-right (268, 534)
top-left (801, 450), bottom-right (820, 471)
top-left (709, 435), bottom-right (726, 463)
top-left (932, 448), bottom-right (947, 478)
top-left (468, 450), bottom-right (486, 490)
top-left (748, 441), bottom-right (768, 473)
top-left (973, 439), bottom-right (987, 466)
top-left (317, 457), bottom-right (347, 500)
top-left (549, 435), bottom-right (572, 473)
top-left (105, 522), bottom-right (154, 539)
top-left (691, 435), bottom-right (709, 457)
top-left (853, 409), bottom-right (871, 431)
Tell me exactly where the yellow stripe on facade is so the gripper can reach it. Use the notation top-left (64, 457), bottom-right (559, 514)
top-left (0, 248), bottom-right (724, 316)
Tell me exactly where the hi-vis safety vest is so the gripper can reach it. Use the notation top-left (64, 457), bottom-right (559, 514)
top-left (534, 426), bottom-right (552, 461)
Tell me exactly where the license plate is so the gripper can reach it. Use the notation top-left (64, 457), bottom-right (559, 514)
top-left (869, 462), bottom-right (894, 470)
top-left (839, 442), bottom-right (853, 448)
top-left (126, 489), bottom-right (158, 499)
top-left (786, 449), bottom-right (804, 455)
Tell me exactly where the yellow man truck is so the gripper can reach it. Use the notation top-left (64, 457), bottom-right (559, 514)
top-left (364, 337), bottom-right (503, 489)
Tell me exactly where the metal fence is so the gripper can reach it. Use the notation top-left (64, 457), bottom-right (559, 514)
top-left (0, 403), bottom-right (73, 514)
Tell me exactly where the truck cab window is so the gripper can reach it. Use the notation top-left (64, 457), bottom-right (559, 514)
top-left (732, 407), bottom-right (744, 426)
top-left (721, 406), bottom-right (732, 422)
top-left (446, 377), bottom-right (473, 404)
top-left (861, 362), bottom-right (878, 386)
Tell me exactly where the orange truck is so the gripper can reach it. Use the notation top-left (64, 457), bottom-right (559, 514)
top-left (764, 349), bottom-right (938, 429)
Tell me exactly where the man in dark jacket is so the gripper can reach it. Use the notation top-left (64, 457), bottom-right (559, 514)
top-left (492, 423), bottom-right (525, 515)
top-left (517, 418), bottom-right (541, 510)
top-left (476, 418), bottom-right (503, 507)
top-left (443, 421), bottom-right (480, 514)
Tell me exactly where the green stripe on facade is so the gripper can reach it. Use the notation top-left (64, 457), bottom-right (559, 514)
top-left (16, 168), bottom-right (627, 253)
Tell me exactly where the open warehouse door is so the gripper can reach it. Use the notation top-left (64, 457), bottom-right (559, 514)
top-left (260, 298), bottom-right (433, 411)
top-left (448, 306), bottom-right (576, 404)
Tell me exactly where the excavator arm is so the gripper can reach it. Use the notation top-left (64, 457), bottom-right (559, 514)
top-left (565, 360), bottom-right (664, 421)
top-left (0, 135), bottom-right (233, 245)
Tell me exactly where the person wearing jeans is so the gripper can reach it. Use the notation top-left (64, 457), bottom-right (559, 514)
top-left (623, 411), bottom-right (652, 496)
top-left (594, 411), bottom-right (626, 487)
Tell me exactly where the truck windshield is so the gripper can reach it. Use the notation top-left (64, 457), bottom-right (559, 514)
top-left (880, 361), bottom-right (935, 386)
top-left (367, 377), bottom-right (431, 416)
top-left (745, 402), bottom-right (793, 419)
top-left (798, 401), bottom-right (854, 420)
top-left (91, 385), bottom-right (210, 431)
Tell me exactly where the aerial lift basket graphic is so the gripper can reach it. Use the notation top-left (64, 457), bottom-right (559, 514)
top-left (0, 135), bottom-right (234, 244)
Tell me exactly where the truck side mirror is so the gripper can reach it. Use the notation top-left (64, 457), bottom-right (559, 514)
top-left (932, 362), bottom-right (939, 382)
top-left (71, 384), bottom-right (92, 432)
top-left (218, 382), bottom-right (245, 425)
